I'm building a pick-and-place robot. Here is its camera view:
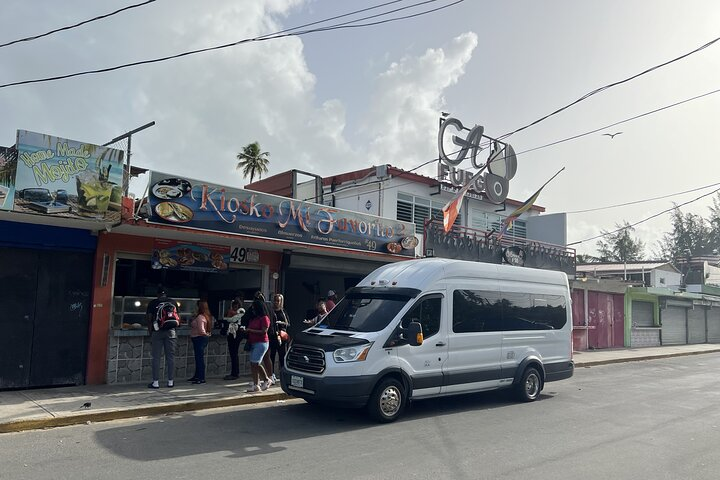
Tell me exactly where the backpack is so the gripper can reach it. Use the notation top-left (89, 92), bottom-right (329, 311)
top-left (156, 301), bottom-right (180, 330)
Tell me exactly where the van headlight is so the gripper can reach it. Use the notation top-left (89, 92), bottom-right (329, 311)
top-left (333, 343), bottom-right (373, 363)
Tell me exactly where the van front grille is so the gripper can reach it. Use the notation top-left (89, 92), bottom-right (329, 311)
top-left (287, 345), bottom-right (326, 374)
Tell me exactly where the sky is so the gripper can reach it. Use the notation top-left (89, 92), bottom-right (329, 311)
top-left (1, 0), bottom-right (719, 258)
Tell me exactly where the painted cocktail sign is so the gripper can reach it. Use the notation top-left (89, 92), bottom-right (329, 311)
top-left (12, 130), bottom-right (125, 221)
top-left (152, 239), bottom-right (230, 273)
top-left (147, 172), bottom-right (417, 257)
top-left (437, 118), bottom-right (517, 204)
top-left (0, 146), bottom-right (17, 211)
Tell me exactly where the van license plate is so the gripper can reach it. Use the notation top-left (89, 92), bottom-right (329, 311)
top-left (291, 375), bottom-right (304, 388)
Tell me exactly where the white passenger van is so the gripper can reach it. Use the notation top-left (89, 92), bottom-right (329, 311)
top-left (280, 258), bottom-right (574, 422)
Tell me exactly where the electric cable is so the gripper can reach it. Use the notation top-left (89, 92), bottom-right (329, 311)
top-left (0, 0), bottom-right (158, 49)
top-left (567, 187), bottom-right (720, 246)
top-left (566, 181), bottom-right (720, 214)
top-left (496, 34), bottom-right (720, 141)
top-left (0, 0), bottom-right (463, 89)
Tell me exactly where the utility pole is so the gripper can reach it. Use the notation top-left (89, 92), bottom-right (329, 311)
top-left (103, 121), bottom-right (155, 195)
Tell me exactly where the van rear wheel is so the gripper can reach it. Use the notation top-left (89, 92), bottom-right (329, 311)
top-left (367, 378), bottom-right (405, 423)
top-left (515, 366), bottom-right (542, 402)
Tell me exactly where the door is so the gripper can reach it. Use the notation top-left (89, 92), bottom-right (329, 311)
top-left (396, 294), bottom-right (445, 399)
top-left (31, 251), bottom-right (93, 387)
top-left (708, 308), bottom-right (720, 343)
top-left (0, 249), bottom-right (39, 389)
top-left (662, 306), bottom-right (687, 345)
top-left (443, 288), bottom-right (503, 394)
top-left (687, 307), bottom-right (706, 344)
top-left (611, 294), bottom-right (625, 347)
top-left (0, 248), bottom-right (92, 389)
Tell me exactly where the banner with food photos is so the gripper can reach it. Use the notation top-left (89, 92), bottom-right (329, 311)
top-left (151, 239), bottom-right (230, 272)
top-left (147, 171), bottom-right (418, 257)
top-left (12, 130), bottom-right (125, 221)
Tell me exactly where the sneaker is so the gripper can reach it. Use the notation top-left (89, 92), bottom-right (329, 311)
top-left (246, 384), bottom-right (260, 393)
top-left (223, 375), bottom-right (239, 381)
top-left (147, 382), bottom-right (159, 389)
top-left (167, 380), bottom-right (174, 388)
top-left (260, 380), bottom-right (270, 391)
top-left (187, 377), bottom-right (198, 382)
top-left (271, 374), bottom-right (278, 383)
top-left (192, 379), bottom-right (206, 385)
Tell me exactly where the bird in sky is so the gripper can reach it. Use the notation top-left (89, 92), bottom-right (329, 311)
top-left (602, 132), bottom-right (623, 139)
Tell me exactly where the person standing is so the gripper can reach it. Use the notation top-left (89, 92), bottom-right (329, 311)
top-left (303, 300), bottom-right (328, 327)
top-left (269, 293), bottom-right (290, 383)
top-left (189, 300), bottom-right (213, 385)
top-left (246, 298), bottom-right (272, 393)
top-left (146, 286), bottom-right (177, 389)
top-left (326, 290), bottom-right (338, 311)
top-left (223, 299), bottom-right (245, 381)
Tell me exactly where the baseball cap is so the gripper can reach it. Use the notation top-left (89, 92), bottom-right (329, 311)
top-left (328, 290), bottom-right (336, 297)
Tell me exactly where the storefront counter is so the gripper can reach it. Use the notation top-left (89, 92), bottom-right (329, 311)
top-left (106, 331), bottom-right (252, 384)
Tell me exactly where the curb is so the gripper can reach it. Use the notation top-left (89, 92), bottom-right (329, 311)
top-left (0, 391), bottom-right (291, 434)
top-left (574, 348), bottom-right (720, 368)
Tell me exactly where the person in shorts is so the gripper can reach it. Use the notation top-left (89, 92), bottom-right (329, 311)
top-left (245, 298), bottom-right (272, 393)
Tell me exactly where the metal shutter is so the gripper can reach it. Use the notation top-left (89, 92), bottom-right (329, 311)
top-left (687, 307), bottom-right (707, 344)
top-left (707, 308), bottom-right (720, 343)
top-left (632, 301), bottom-right (654, 327)
top-left (662, 306), bottom-right (687, 345)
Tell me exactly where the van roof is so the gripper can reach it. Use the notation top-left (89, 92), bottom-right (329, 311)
top-left (358, 258), bottom-right (568, 291)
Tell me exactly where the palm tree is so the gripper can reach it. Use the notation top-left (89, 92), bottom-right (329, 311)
top-left (236, 142), bottom-right (270, 184)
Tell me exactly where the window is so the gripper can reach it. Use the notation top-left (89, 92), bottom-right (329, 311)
top-left (401, 295), bottom-right (442, 338)
top-left (453, 289), bottom-right (567, 332)
top-left (397, 192), bottom-right (449, 234)
top-left (453, 290), bottom-right (503, 333)
top-left (469, 209), bottom-right (526, 238)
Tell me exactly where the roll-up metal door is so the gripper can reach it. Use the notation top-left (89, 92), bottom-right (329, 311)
top-left (632, 301), bottom-right (654, 327)
top-left (707, 308), bottom-right (720, 343)
top-left (662, 306), bottom-right (687, 345)
top-left (687, 307), bottom-right (706, 344)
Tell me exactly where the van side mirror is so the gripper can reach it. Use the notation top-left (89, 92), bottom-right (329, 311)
top-left (402, 321), bottom-right (423, 346)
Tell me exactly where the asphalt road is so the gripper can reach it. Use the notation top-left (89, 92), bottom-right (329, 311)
top-left (2, 354), bottom-right (720, 480)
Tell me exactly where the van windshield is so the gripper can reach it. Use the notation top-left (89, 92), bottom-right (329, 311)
top-left (318, 292), bottom-right (412, 333)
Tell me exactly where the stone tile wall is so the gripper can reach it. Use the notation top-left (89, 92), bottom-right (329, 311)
top-left (107, 333), bottom-right (256, 384)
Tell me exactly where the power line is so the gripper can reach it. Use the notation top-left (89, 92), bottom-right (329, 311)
top-left (567, 187), bottom-right (720, 246)
top-left (331, 84), bottom-right (720, 205)
top-left (566, 181), bottom-right (720, 214)
top-left (0, 0), bottom-right (463, 90)
top-left (0, 0), bottom-right (158, 49)
top-left (496, 34), bottom-right (720, 141)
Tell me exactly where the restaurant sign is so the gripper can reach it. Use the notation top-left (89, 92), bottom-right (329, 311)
top-left (9, 130), bottom-right (125, 222)
top-left (147, 172), bottom-right (418, 257)
top-left (152, 239), bottom-right (230, 272)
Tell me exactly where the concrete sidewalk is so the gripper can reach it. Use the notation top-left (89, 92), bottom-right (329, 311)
top-left (2, 344), bottom-right (720, 433)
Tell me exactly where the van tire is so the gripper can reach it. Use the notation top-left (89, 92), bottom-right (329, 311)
top-left (367, 378), bottom-right (405, 423)
top-left (515, 366), bottom-right (542, 402)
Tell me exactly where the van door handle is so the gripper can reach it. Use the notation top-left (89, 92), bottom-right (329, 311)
top-left (435, 342), bottom-right (446, 347)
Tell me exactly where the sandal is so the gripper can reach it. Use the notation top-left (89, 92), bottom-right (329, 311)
top-left (246, 384), bottom-right (260, 393)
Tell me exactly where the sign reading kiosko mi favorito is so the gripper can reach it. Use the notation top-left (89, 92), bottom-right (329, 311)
top-left (146, 172), bottom-right (418, 257)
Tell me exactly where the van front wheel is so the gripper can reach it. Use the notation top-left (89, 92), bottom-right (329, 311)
top-left (516, 366), bottom-right (542, 402)
top-left (367, 378), bottom-right (405, 423)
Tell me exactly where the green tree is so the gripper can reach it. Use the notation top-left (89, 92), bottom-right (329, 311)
top-left (655, 204), bottom-right (714, 261)
top-left (236, 142), bottom-right (269, 184)
top-left (576, 253), bottom-right (600, 264)
top-left (596, 221), bottom-right (645, 262)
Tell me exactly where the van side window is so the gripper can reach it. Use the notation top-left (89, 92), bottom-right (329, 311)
top-left (401, 295), bottom-right (442, 338)
top-left (453, 290), bottom-right (503, 333)
top-left (453, 290), bottom-right (567, 332)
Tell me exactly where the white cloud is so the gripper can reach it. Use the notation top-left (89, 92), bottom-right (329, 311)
top-left (362, 32), bottom-right (479, 172)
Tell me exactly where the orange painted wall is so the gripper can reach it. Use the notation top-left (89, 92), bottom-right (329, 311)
top-left (85, 231), bottom-right (282, 384)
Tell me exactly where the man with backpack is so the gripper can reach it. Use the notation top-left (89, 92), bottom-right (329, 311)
top-left (146, 285), bottom-right (179, 389)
